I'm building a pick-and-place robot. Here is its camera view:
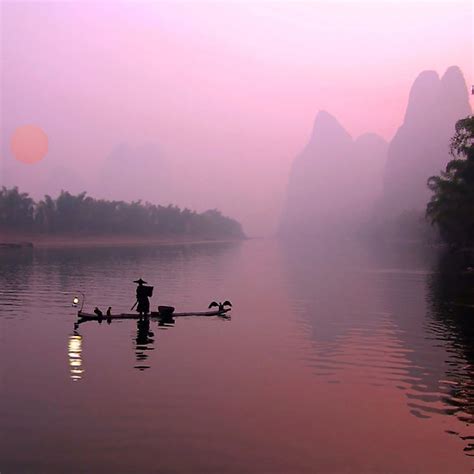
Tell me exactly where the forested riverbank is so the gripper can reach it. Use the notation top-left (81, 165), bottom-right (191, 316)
top-left (0, 187), bottom-right (245, 243)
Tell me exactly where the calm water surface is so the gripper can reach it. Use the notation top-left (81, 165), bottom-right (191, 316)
top-left (1, 239), bottom-right (474, 473)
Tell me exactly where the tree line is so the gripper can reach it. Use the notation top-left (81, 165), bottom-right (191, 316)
top-left (0, 188), bottom-right (245, 239)
top-left (426, 115), bottom-right (474, 248)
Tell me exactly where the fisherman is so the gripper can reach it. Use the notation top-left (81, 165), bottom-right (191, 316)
top-left (134, 278), bottom-right (151, 317)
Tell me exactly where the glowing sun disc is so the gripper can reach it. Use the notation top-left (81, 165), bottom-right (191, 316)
top-left (10, 124), bottom-right (48, 164)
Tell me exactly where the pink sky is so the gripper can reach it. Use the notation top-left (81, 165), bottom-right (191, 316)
top-left (1, 1), bottom-right (473, 235)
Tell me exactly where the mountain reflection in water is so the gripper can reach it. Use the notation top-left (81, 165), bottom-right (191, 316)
top-left (282, 242), bottom-right (474, 459)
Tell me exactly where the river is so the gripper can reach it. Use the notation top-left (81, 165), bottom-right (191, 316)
top-left (1, 239), bottom-right (473, 473)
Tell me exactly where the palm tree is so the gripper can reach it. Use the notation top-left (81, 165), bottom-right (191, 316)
top-left (35, 195), bottom-right (56, 233)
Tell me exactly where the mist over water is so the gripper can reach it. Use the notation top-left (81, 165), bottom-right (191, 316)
top-left (1, 240), bottom-right (474, 472)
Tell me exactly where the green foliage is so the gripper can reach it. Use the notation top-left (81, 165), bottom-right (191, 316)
top-left (426, 116), bottom-right (474, 248)
top-left (0, 188), bottom-right (245, 239)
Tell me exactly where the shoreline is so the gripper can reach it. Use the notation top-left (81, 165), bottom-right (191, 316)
top-left (0, 234), bottom-right (246, 249)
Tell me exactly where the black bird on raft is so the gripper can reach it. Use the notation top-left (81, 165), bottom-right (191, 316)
top-left (208, 300), bottom-right (232, 312)
top-left (94, 307), bottom-right (103, 317)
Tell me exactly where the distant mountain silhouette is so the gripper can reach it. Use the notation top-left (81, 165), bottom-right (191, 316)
top-left (354, 133), bottom-right (388, 211)
top-left (280, 111), bottom-right (387, 237)
top-left (280, 66), bottom-right (471, 238)
top-left (3, 158), bottom-right (86, 199)
top-left (380, 66), bottom-right (471, 215)
top-left (97, 142), bottom-right (172, 204)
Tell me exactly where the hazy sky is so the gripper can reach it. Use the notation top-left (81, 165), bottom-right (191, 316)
top-left (1, 1), bottom-right (473, 235)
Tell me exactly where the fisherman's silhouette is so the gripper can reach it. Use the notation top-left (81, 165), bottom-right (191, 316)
top-left (134, 278), bottom-right (152, 318)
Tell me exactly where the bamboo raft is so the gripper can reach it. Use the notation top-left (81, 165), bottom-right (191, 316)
top-left (76, 307), bottom-right (230, 322)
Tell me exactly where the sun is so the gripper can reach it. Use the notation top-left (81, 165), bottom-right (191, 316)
top-left (10, 124), bottom-right (48, 164)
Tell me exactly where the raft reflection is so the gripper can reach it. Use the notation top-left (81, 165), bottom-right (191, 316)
top-left (68, 333), bottom-right (83, 381)
top-left (134, 318), bottom-right (155, 371)
top-left (134, 316), bottom-right (176, 370)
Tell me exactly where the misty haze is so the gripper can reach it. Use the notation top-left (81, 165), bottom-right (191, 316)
top-left (1, 1), bottom-right (474, 473)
